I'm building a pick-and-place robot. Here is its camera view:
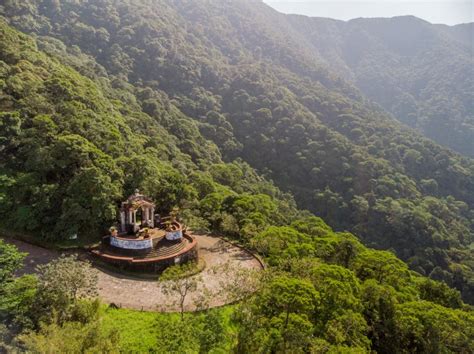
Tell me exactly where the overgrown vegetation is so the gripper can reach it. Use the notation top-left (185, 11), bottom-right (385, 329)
top-left (2, 219), bottom-right (473, 352)
top-left (0, 19), bottom-right (299, 245)
top-left (240, 216), bottom-right (474, 352)
top-left (287, 15), bottom-right (473, 157)
top-left (1, 0), bottom-right (472, 302)
top-left (0, 0), bottom-right (473, 351)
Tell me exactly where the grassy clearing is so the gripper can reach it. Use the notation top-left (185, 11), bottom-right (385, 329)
top-left (100, 307), bottom-right (171, 352)
top-left (100, 305), bottom-right (236, 352)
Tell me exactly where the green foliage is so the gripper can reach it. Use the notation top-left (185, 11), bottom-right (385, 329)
top-left (352, 250), bottom-right (412, 291)
top-left (0, 274), bottom-right (37, 330)
top-left (0, 239), bottom-right (25, 284)
top-left (0, 18), bottom-right (299, 245)
top-left (100, 307), bottom-right (165, 352)
top-left (0, 1), bottom-right (473, 352)
top-left (195, 311), bottom-right (228, 353)
top-left (288, 16), bottom-right (474, 157)
top-left (2, 0), bottom-right (473, 300)
top-left (98, 306), bottom-right (235, 353)
top-left (395, 301), bottom-right (474, 353)
top-left (154, 315), bottom-right (200, 353)
top-left (34, 255), bottom-right (98, 325)
top-left (0, 240), bottom-right (35, 333)
top-left (236, 220), bottom-right (473, 353)
top-left (309, 264), bottom-right (362, 323)
top-left (237, 275), bottom-right (319, 353)
top-left (251, 226), bottom-right (314, 266)
top-left (154, 311), bottom-right (229, 353)
top-left (360, 280), bottom-right (398, 353)
top-left (415, 277), bottom-right (464, 309)
top-left (20, 320), bottom-right (121, 354)
top-left (323, 311), bottom-right (370, 350)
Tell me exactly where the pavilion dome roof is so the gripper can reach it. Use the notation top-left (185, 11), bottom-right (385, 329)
top-left (121, 189), bottom-right (155, 210)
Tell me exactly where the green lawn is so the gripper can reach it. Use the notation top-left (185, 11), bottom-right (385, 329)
top-left (100, 306), bottom-right (237, 352)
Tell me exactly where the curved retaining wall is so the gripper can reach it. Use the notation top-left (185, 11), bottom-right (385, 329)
top-left (90, 234), bottom-right (198, 273)
top-left (110, 235), bottom-right (153, 249)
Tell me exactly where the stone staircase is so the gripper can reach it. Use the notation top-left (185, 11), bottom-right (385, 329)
top-left (98, 238), bottom-right (187, 260)
top-left (143, 239), bottom-right (186, 259)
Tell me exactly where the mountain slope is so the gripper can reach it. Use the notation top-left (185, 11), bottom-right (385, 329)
top-left (1, 11), bottom-right (474, 354)
top-left (0, 18), bottom-right (300, 244)
top-left (285, 15), bottom-right (474, 157)
top-left (1, 0), bottom-right (474, 302)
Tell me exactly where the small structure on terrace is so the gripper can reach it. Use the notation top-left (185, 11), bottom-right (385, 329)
top-left (90, 190), bottom-right (197, 273)
top-left (119, 190), bottom-right (156, 234)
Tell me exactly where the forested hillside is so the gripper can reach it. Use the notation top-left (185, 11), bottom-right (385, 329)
top-left (1, 2), bottom-right (474, 352)
top-left (286, 15), bottom-right (474, 157)
top-left (1, 0), bottom-right (473, 304)
top-left (0, 17), bottom-right (300, 246)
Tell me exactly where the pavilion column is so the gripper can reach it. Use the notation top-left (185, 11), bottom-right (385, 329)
top-left (150, 207), bottom-right (155, 228)
top-left (129, 210), bottom-right (133, 224)
top-left (120, 211), bottom-right (125, 232)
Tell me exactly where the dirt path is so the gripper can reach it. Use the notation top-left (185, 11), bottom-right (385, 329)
top-left (2, 238), bottom-right (59, 275)
top-left (2, 234), bottom-right (263, 311)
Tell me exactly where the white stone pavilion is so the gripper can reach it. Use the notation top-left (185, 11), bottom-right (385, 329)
top-left (119, 189), bottom-right (155, 233)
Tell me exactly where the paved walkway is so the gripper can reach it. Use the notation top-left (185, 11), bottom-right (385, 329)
top-left (2, 234), bottom-right (263, 311)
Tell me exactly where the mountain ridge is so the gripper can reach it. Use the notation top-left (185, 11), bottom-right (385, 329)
top-left (283, 13), bottom-right (474, 156)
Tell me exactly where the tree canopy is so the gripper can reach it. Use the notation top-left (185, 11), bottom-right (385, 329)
top-left (0, 1), bottom-right (473, 351)
top-left (3, 0), bottom-right (471, 301)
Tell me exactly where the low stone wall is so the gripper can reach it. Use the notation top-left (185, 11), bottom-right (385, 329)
top-left (90, 233), bottom-right (198, 273)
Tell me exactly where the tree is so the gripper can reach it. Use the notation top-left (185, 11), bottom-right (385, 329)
top-left (237, 275), bottom-right (319, 352)
top-left (0, 275), bottom-right (37, 331)
top-left (0, 239), bottom-right (25, 285)
top-left (195, 311), bottom-right (228, 353)
top-left (34, 255), bottom-right (98, 325)
top-left (324, 311), bottom-right (370, 350)
top-left (214, 261), bottom-right (262, 304)
top-left (360, 279), bottom-right (398, 353)
top-left (2, 6), bottom-right (474, 303)
top-left (395, 301), bottom-right (474, 353)
top-left (159, 263), bottom-right (199, 320)
top-left (251, 226), bottom-right (314, 266)
top-left (416, 277), bottom-right (463, 309)
top-left (155, 315), bottom-right (199, 352)
top-left (20, 320), bottom-right (120, 353)
top-left (308, 264), bottom-right (362, 326)
top-left (352, 250), bottom-right (412, 291)
top-left (0, 112), bottom-right (21, 154)
top-left (0, 241), bottom-right (34, 343)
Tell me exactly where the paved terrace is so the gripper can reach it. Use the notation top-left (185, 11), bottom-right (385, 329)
top-left (2, 234), bottom-right (263, 311)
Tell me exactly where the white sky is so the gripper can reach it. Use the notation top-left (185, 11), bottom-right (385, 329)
top-left (263, 0), bottom-right (473, 25)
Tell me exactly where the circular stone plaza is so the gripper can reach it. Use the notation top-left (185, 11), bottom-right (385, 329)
top-left (1, 190), bottom-right (263, 311)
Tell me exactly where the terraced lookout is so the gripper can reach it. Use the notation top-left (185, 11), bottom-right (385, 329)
top-left (90, 190), bottom-right (197, 272)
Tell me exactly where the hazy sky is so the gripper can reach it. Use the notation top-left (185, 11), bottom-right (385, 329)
top-left (263, 0), bottom-right (473, 25)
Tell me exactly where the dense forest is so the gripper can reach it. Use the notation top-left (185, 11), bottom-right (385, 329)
top-left (2, 0), bottom-right (472, 302)
top-left (2, 218), bottom-right (473, 352)
top-left (286, 15), bottom-right (474, 157)
top-left (0, 0), bottom-right (473, 351)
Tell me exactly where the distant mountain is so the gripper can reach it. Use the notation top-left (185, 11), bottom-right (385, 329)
top-left (1, 0), bottom-right (474, 302)
top-left (286, 15), bottom-right (474, 157)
